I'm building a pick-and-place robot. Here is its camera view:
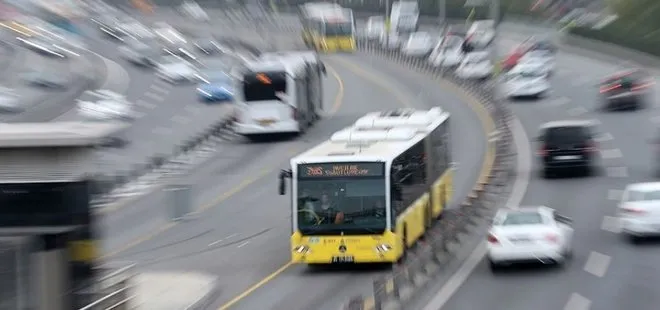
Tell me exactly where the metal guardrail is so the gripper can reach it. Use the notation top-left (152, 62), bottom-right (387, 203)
top-left (76, 263), bottom-right (136, 310)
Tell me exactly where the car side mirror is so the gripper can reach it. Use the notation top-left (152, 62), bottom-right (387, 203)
top-left (554, 214), bottom-right (572, 224)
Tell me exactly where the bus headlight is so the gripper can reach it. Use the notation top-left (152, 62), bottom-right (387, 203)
top-left (293, 245), bottom-right (311, 254)
top-left (376, 244), bottom-right (392, 253)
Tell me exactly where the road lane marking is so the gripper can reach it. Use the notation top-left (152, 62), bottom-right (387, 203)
top-left (546, 96), bottom-right (570, 106)
top-left (607, 189), bottom-right (623, 201)
top-left (568, 106), bottom-right (587, 116)
top-left (171, 115), bottom-right (190, 124)
top-left (606, 166), bottom-right (628, 178)
top-left (136, 99), bottom-right (156, 109)
top-left (564, 293), bottom-right (591, 310)
top-left (101, 64), bottom-right (344, 259)
top-left (145, 92), bottom-right (165, 102)
top-left (594, 132), bottom-right (613, 142)
top-left (583, 251), bottom-right (611, 277)
top-left (237, 241), bottom-right (249, 248)
top-left (601, 216), bottom-right (621, 233)
top-left (208, 233), bottom-right (238, 247)
top-left (149, 84), bottom-right (170, 93)
top-left (151, 127), bottom-right (172, 135)
top-left (600, 148), bottom-right (622, 159)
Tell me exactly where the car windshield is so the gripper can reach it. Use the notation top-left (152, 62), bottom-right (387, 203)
top-left (501, 212), bottom-right (544, 225)
top-left (296, 163), bottom-right (387, 235)
top-left (627, 190), bottom-right (660, 202)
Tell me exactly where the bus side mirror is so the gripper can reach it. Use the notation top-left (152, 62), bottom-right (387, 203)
top-left (321, 63), bottom-right (327, 75)
top-left (278, 169), bottom-right (292, 195)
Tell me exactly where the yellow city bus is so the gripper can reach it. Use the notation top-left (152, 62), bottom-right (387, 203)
top-left (278, 108), bottom-right (453, 264)
top-left (298, 3), bottom-right (356, 52)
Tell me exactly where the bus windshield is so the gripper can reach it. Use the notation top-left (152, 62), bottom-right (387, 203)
top-left (296, 163), bottom-right (387, 235)
top-left (241, 71), bottom-right (287, 102)
top-left (324, 21), bottom-right (353, 36)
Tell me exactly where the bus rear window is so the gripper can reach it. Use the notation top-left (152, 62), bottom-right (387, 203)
top-left (242, 71), bottom-right (287, 102)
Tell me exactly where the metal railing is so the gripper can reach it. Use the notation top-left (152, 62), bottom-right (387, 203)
top-left (75, 263), bottom-right (137, 310)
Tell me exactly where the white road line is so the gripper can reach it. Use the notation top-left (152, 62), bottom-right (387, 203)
top-left (564, 293), bottom-right (591, 310)
top-left (184, 105), bottom-right (201, 114)
top-left (149, 84), bottom-right (170, 93)
top-left (423, 116), bottom-right (532, 310)
top-left (237, 241), bottom-right (249, 248)
top-left (171, 115), bottom-right (190, 124)
top-left (601, 216), bottom-right (621, 233)
top-left (583, 251), bottom-right (611, 277)
top-left (600, 148), bottom-right (622, 159)
top-left (606, 166), bottom-right (628, 178)
top-left (589, 119), bottom-right (602, 125)
top-left (151, 127), bottom-right (172, 135)
top-left (594, 132), bottom-right (613, 142)
top-left (136, 99), bottom-right (156, 109)
top-left (607, 189), bottom-right (623, 201)
top-left (144, 92), bottom-right (165, 102)
top-left (546, 96), bottom-right (570, 106)
top-left (208, 233), bottom-right (238, 247)
top-left (568, 106), bottom-right (587, 116)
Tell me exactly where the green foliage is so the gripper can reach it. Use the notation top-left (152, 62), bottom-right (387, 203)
top-left (569, 0), bottom-right (660, 57)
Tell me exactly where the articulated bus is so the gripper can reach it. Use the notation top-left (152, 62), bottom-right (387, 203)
top-left (278, 108), bottom-right (453, 264)
top-left (298, 3), bottom-right (356, 52)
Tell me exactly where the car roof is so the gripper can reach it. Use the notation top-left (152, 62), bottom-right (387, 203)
top-left (495, 206), bottom-right (554, 219)
top-left (626, 182), bottom-right (660, 192)
top-left (540, 119), bottom-right (596, 130)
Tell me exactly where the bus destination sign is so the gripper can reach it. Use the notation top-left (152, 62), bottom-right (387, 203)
top-left (299, 163), bottom-right (383, 178)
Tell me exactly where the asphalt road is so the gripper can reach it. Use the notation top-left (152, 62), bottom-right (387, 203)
top-left (97, 11), bottom-right (489, 310)
top-left (0, 35), bottom-right (92, 122)
top-left (430, 27), bottom-right (660, 310)
top-left (52, 20), bottom-right (239, 175)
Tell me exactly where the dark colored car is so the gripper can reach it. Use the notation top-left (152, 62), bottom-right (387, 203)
top-left (529, 39), bottom-right (557, 54)
top-left (536, 120), bottom-right (599, 177)
top-left (599, 69), bottom-right (653, 110)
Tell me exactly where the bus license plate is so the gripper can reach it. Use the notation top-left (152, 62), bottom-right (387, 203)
top-left (332, 256), bottom-right (354, 263)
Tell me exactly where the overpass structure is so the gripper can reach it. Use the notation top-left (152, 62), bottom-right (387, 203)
top-left (0, 121), bottom-right (135, 310)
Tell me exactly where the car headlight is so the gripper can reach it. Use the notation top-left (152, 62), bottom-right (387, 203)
top-left (375, 244), bottom-right (392, 253)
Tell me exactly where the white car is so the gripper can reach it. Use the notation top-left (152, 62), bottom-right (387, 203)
top-left (503, 67), bottom-right (551, 98)
top-left (156, 55), bottom-right (199, 84)
top-left (429, 35), bottom-right (464, 67)
top-left (119, 39), bottom-right (160, 66)
top-left (0, 87), bottom-right (22, 112)
top-left (518, 50), bottom-right (555, 75)
top-left (179, 0), bottom-right (209, 21)
top-left (77, 90), bottom-right (135, 120)
top-left (366, 16), bottom-right (385, 40)
top-left (619, 182), bottom-right (660, 243)
top-left (455, 51), bottom-right (493, 79)
top-left (467, 19), bottom-right (495, 48)
top-left (380, 31), bottom-right (402, 50)
top-left (401, 32), bottom-right (433, 57)
top-left (487, 206), bottom-right (573, 270)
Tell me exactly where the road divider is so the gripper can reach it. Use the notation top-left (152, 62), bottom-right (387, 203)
top-left (341, 37), bottom-right (516, 310)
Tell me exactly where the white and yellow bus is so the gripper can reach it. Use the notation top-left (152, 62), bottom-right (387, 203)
top-left (278, 108), bottom-right (453, 264)
top-left (298, 2), bottom-right (356, 52)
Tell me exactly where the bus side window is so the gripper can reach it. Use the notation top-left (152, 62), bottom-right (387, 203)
top-left (392, 141), bottom-right (427, 212)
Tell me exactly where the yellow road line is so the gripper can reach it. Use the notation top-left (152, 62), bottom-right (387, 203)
top-left (215, 54), bottom-right (499, 309)
top-left (215, 54), bottom-right (497, 308)
top-left (101, 65), bottom-right (344, 259)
